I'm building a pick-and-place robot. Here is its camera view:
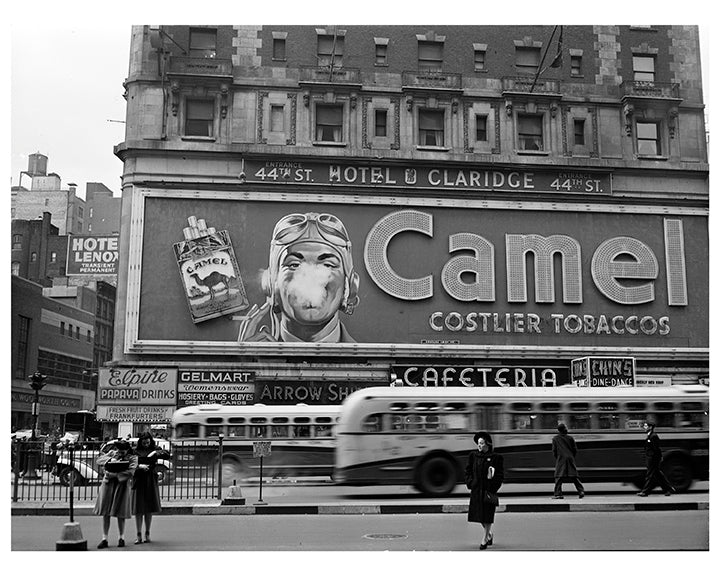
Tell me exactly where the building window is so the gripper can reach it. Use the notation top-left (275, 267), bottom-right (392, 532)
top-left (15, 315), bottom-right (31, 379)
top-left (375, 109), bottom-right (387, 137)
top-left (317, 34), bottom-right (343, 67)
top-left (50, 251), bottom-right (57, 263)
top-left (185, 99), bottom-right (215, 137)
top-left (375, 43), bottom-right (388, 66)
top-left (571, 55), bottom-right (582, 76)
top-left (418, 109), bottom-right (445, 146)
top-left (418, 41), bottom-right (443, 71)
top-left (517, 114), bottom-right (543, 151)
top-left (78, 206), bottom-right (84, 218)
top-left (270, 105), bottom-right (284, 132)
top-left (76, 326), bottom-right (80, 340)
top-left (315, 104), bottom-right (344, 142)
top-left (60, 322), bottom-right (65, 336)
top-left (474, 49), bottom-right (486, 71)
top-left (30, 252), bottom-right (37, 262)
top-left (476, 115), bottom-right (488, 142)
top-left (44, 198), bottom-right (49, 206)
top-left (273, 38), bottom-right (286, 61)
top-left (189, 27), bottom-right (217, 58)
top-left (12, 234), bottom-right (22, 250)
top-left (88, 224), bottom-right (92, 232)
top-left (636, 121), bottom-right (661, 155)
top-left (87, 329), bottom-right (92, 343)
top-left (89, 208), bottom-right (93, 218)
top-left (573, 119), bottom-right (585, 146)
top-left (515, 47), bottom-right (541, 74)
top-left (11, 261), bottom-right (20, 276)
top-left (633, 55), bottom-right (655, 83)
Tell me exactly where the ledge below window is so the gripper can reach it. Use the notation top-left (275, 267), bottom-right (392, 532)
top-left (416, 145), bottom-right (450, 152)
top-left (182, 136), bottom-right (216, 142)
top-left (312, 141), bottom-right (347, 147)
top-left (637, 154), bottom-right (668, 161)
top-left (516, 149), bottom-right (550, 156)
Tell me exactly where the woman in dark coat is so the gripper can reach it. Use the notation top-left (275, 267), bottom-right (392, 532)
top-left (94, 439), bottom-right (138, 549)
top-left (465, 431), bottom-right (504, 549)
top-left (132, 431), bottom-right (169, 544)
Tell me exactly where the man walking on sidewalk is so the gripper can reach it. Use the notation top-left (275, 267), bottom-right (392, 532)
top-left (637, 418), bottom-right (675, 497)
top-left (551, 422), bottom-right (585, 499)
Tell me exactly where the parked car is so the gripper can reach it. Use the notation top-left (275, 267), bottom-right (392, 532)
top-left (51, 438), bottom-right (173, 486)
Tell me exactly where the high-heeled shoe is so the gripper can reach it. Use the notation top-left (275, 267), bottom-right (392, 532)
top-left (144, 532), bottom-right (151, 543)
top-left (134, 533), bottom-right (143, 545)
top-left (479, 542), bottom-right (488, 550)
top-left (486, 534), bottom-right (493, 546)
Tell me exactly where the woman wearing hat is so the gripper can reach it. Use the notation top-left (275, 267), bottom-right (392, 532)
top-left (465, 431), bottom-right (504, 549)
top-left (132, 431), bottom-right (170, 544)
top-left (94, 439), bottom-right (138, 549)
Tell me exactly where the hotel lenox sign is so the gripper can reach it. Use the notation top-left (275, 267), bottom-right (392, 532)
top-left (125, 187), bottom-right (708, 357)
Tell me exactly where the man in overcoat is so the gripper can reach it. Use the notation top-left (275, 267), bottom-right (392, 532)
top-left (637, 418), bottom-right (675, 496)
top-left (551, 422), bottom-right (585, 499)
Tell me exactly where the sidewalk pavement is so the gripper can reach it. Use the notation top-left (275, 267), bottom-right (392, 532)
top-left (11, 485), bottom-right (708, 516)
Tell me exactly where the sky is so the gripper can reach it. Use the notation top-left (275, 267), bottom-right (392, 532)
top-left (6, 5), bottom-right (712, 201)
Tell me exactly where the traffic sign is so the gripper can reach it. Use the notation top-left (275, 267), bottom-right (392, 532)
top-left (253, 441), bottom-right (271, 458)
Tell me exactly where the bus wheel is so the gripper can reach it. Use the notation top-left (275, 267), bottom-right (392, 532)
top-left (662, 458), bottom-right (693, 493)
top-left (416, 456), bottom-right (456, 496)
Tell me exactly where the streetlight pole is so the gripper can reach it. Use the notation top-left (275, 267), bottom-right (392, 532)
top-left (25, 372), bottom-right (47, 479)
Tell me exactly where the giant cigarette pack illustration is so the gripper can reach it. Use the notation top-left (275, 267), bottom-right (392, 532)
top-left (173, 216), bottom-right (249, 323)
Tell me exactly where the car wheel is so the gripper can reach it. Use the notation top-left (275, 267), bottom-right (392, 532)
top-left (416, 456), bottom-right (456, 496)
top-left (59, 466), bottom-right (84, 487)
top-left (155, 464), bottom-right (171, 485)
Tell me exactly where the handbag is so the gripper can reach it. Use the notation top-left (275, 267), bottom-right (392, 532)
top-left (484, 491), bottom-right (499, 506)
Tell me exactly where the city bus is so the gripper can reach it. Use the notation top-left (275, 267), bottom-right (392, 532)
top-left (333, 385), bottom-right (709, 496)
top-left (170, 404), bottom-right (340, 483)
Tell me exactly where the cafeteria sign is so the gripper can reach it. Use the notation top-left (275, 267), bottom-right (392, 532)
top-left (571, 357), bottom-right (636, 387)
top-left (66, 235), bottom-right (119, 276)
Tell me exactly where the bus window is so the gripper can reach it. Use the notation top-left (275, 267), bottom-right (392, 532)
top-left (415, 402), bottom-right (439, 411)
top-left (226, 425), bottom-right (246, 438)
top-left (538, 414), bottom-right (560, 430)
top-left (509, 402), bottom-right (535, 430)
top-left (176, 423), bottom-right (200, 439)
top-left (294, 425), bottom-right (311, 437)
top-left (598, 414), bottom-right (620, 429)
top-left (390, 402), bottom-right (410, 411)
top-left (205, 425), bottom-right (224, 437)
top-left (425, 414), bottom-right (439, 431)
top-left (251, 426), bottom-right (267, 438)
top-left (315, 425), bottom-right (332, 437)
top-left (390, 415), bottom-right (404, 430)
top-left (474, 404), bottom-right (501, 431)
top-left (272, 426), bottom-right (289, 437)
top-left (406, 415), bottom-right (424, 431)
top-left (679, 402), bottom-right (706, 428)
top-left (362, 414), bottom-right (382, 433)
top-left (567, 414), bottom-right (591, 430)
top-left (440, 413), bottom-right (470, 431)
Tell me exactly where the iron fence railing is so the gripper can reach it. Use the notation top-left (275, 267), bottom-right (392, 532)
top-left (10, 439), bottom-right (225, 503)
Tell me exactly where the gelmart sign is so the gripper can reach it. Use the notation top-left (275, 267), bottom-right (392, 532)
top-left (131, 191), bottom-right (708, 352)
top-left (177, 369), bottom-right (256, 406)
top-left (66, 235), bottom-right (119, 276)
top-left (97, 367), bottom-right (177, 405)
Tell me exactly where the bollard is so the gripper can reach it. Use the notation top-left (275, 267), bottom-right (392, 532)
top-left (221, 479), bottom-right (246, 505)
top-left (56, 441), bottom-right (87, 551)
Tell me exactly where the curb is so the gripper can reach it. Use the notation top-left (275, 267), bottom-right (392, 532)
top-left (11, 501), bottom-right (708, 516)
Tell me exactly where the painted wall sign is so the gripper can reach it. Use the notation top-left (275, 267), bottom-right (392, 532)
top-left (129, 190), bottom-right (708, 353)
top-left (66, 235), bottom-right (119, 275)
top-left (245, 159), bottom-right (612, 194)
top-left (11, 391), bottom-right (82, 409)
top-left (177, 370), bottom-right (256, 406)
top-left (635, 375), bottom-right (672, 387)
top-left (96, 405), bottom-right (175, 423)
top-left (97, 367), bottom-right (177, 405)
top-left (571, 357), bottom-right (636, 387)
top-left (394, 365), bottom-right (570, 387)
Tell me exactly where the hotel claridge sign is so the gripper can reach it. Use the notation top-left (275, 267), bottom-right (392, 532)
top-left (100, 25), bottom-right (707, 430)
